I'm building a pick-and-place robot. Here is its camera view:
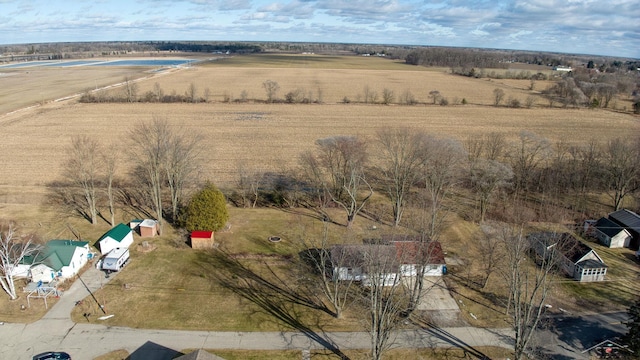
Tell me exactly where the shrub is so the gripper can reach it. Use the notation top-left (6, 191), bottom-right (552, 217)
top-left (184, 182), bottom-right (229, 232)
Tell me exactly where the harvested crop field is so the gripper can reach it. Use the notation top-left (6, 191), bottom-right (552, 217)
top-left (0, 66), bottom-right (150, 115)
top-left (0, 100), bottom-right (637, 206)
top-left (135, 62), bottom-right (546, 106)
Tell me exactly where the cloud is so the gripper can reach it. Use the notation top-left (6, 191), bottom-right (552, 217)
top-left (508, 30), bottom-right (532, 39)
top-left (0, 0), bottom-right (637, 58)
top-left (471, 22), bottom-right (501, 37)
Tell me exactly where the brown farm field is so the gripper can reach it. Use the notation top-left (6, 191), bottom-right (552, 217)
top-left (0, 53), bottom-right (637, 206)
top-left (0, 102), bottom-right (637, 200)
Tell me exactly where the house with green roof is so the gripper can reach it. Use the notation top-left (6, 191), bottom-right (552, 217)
top-left (98, 223), bottom-right (134, 255)
top-left (29, 240), bottom-right (90, 283)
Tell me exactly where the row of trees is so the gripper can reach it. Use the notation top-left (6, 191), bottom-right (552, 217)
top-left (60, 120), bottom-right (638, 236)
top-left (233, 130), bottom-right (639, 230)
top-left (81, 74), bottom-right (639, 114)
top-left (80, 80), bottom-right (212, 104)
top-left (62, 117), bottom-right (203, 234)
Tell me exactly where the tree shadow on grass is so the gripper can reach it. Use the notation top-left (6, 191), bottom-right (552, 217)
top-left (46, 180), bottom-right (93, 223)
top-left (193, 250), bottom-right (350, 360)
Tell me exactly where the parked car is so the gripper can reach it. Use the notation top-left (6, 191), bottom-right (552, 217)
top-left (32, 352), bottom-right (71, 360)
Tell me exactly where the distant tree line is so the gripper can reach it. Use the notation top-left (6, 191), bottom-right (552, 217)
top-left (405, 47), bottom-right (508, 69)
top-left (152, 41), bottom-right (262, 54)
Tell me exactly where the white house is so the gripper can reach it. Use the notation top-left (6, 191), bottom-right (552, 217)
top-left (98, 223), bottom-right (134, 255)
top-left (28, 240), bottom-right (91, 283)
top-left (593, 217), bottom-right (632, 248)
top-left (331, 238), bottom-right (446, 286)
top-left (529, 232), bottom-right (607, 282)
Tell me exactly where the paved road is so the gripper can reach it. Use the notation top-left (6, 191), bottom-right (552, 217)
top-left (0, 264), bottom-right (514, 359)
top-left (533, 310), bottom-right (629, 360)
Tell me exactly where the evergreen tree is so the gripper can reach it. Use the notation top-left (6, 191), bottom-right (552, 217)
top-left (185, 182), bottom-right (229, 232)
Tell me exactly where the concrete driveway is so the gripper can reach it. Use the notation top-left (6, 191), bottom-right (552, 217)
top-left (407, 276), bottom-right (465, 327)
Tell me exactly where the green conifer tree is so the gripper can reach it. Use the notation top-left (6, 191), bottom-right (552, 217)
top-left (185, 182), bottom-right (229, 232)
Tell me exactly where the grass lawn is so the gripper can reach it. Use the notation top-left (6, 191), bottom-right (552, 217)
top-left (70, 206), bottom-right (384, 331)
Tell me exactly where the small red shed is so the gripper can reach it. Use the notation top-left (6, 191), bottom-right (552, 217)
top-left (190, 230), bottom-right (215, 249)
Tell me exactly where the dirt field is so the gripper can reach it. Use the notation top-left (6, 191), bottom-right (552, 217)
top-left (0, 101), bottom-right (637, 204)
top-left (135, 59), bottom-right (550, 105)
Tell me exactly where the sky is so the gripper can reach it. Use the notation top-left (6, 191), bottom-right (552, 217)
top-left (0, 0), bottom-right (638, 59)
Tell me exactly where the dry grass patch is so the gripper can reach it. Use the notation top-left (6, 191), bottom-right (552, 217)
top-left (0, 280), bottom-right (56, 323)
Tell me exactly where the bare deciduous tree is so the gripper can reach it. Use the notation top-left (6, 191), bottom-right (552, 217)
top-left (382, 88), bottom-right (394, 105)
top-left (262, 80), bottom-right (280, 102)
top-left (493, 88), bottom-right (505, 106)
top-left (485, 132), bottom-right (507, 161)
top-left (103, 147), bottom-right (119, 226)
top-left (500, 227), bottom-right (564, 360)
top-left (429, 90), bottom-right (441, 104)
top-left (122, 76), bottom-right (138, 103)
top-left (186, 82), bottom-right (198, 103)
top-left (603, 137), bottom-right (639, 210)
top-left (0, 224), bottom-right (41, 300)
top-left (375, 128), bottom-right (426, 226)
top-left (131, 117), bottom-right (202, 229)
top-left (471, 159), bottom-right (513, 222)
top-left (421, 137), bottom-right (466, 238)
top-left (567, 140), bottom-right (602, 212)
top-left (477, 223), bottom-right (504, 288)
top-left (153, 82), bottom-right (164, 102)
top-left (235, 161), bottom-right (265, 208)
top-left (165, 132), bottom-right (202, 222)
top-left (297, 222), bottom-right (358, 319)
top-left (130, 117), bottom-right (172, 233)
top-left (508, 131), bottom-right (551, 194)
top-left (301, 136), bottom-right (372, 227)
top-left (65, 135), bottom-right (102, 225)
top-left (363, 85), bottom-right (378, 104)
top-left (362, 244), bottom-right (409, 360)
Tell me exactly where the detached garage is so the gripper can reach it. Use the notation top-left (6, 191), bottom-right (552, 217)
top-left (98, 223), bottom-right (134, 255)
top-left (594, 217), bottom-right (632, 248)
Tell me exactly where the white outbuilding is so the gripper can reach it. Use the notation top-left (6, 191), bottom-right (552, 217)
top-left (98, 223), bottom-right (134, 255)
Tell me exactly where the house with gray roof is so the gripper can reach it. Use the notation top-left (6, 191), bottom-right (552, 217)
top-left (608, 209), bottom-right (640, 249)
top-left (593, 217), bottom-right (632, 248)
top-left (529, 232), bottom-right (607, 282)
